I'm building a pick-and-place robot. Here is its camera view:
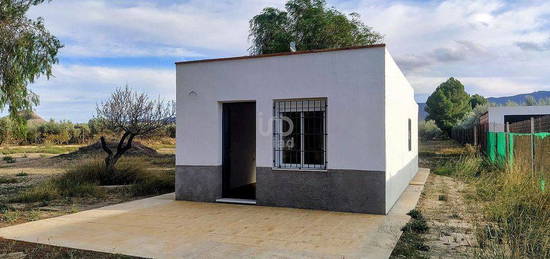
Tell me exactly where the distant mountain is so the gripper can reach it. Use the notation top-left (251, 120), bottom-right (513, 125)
top-left (417, 90), bottom-right (550, 121)
top-left (487, 91), bottom-right (550, 105)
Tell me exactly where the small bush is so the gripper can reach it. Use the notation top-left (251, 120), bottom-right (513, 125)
top-left (132, 171), bottom-right (174, 196)
top-left (438, 194), bottom-right (448, 201)
top-left (419, 120), bottom-right (446, 140)
top-left (0, 177), bottom-right (19, 184)
top-left (402, 218), bottom-right (430, 234)
top-left (16, 172), bottom-right (28, 177)
top-left (11, 181), bottom-right (59, 203)
top-left (407, 209), bottom-right (424, 220)
top-left (2, 210), bottom-right (21, 223)
top-left (392, 209), bottom-right (430, 257)
top-left (433, 168), bottom-right (453, 176)
top-left (62, 158), bottom-right (147, 186)
top-left (2, 156), bottom-right (16, 163)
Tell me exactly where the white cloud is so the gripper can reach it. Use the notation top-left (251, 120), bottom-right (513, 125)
top-left (29, 0), bottom-right (284, 58)
top-left (30, 65), bottom-right (175, 122)
top-left (22, 0), bottom-right (550, 120)
top-left (339, 0), bottom-right (550, 101)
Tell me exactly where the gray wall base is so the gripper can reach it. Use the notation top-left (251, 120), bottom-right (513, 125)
top-left (176, 165), bottom-right (222, 202)
top-left (176, 165), bottom-right (386, 214)
top-left (256, 168), bottom-right (386, 214)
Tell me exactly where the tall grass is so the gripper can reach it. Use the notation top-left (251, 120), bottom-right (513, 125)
top-left (437, 154), bottom-right (549, 258)
top-left (11, 157), bottom-right (174, 203)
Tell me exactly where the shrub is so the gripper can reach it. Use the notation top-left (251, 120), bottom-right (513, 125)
top-left (62, 158), bottom-right (148, 186)
top-left (13, 157), bottom-right (174, 203)
top-left (16, 172), bottom-right (28, 177)
top-left (402, 217), bottom-right (429, 234)
top-left (0, 118), bottom-right (9, 145)
top-left (132, 171), bottom-right (174, 196)
top-left (392, 209), bottom-right (430, 257)
top-left (407, 209), bottom-right (424, 220)
top-left (0, 177), bottom-right (19, 184)
top-left (11, 181), bottom-right (59, 203)
top-left (419, 120), bottom-right (446, 140)
top-left (2, 156), bottom-right (16, 163)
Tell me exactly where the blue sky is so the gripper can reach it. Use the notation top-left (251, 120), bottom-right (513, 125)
top-left (17, 0), bottom-right (550, 122)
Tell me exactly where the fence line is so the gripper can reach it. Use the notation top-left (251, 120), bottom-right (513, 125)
top-left (450, 115), bottom-right (550, 173)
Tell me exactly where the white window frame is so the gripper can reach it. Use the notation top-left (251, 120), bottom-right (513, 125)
top-left (273, 98), bottom-right (327, 170)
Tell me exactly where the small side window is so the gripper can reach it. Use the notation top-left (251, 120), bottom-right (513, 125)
top-left (408, 119), bottom-right (412, 151)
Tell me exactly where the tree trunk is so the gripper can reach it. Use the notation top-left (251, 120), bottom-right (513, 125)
top-left (100, 132), bottom-right (135, 172)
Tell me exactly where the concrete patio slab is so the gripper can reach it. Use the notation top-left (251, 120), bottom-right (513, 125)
top-left (0, 168), bottom-right (429, 259)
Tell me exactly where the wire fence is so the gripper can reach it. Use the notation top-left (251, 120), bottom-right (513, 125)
top-left (451, 115), bottom-right (550, 173)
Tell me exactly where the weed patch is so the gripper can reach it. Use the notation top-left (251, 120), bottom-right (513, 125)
top-left (0, 177), bottom-right (19, 184)
top-left (391, 209), bottom-right (430, 258)
top-left (437, 153), bottom-right (549, 258)
top-left (2, 156), bottom-right (16, 163)
top-left (13, 157), bottom-right (174, 203)
top-left (15, 172), bottom-right (28, 177)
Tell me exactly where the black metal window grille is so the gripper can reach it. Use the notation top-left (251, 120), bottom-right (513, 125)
top-left (273, 99), bottom-right (327, 170)
top-left (408, 119), bottom-right (412, 151)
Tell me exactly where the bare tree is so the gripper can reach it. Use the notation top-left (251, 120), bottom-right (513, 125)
top-left (96, 86), bottom-right (175, 172)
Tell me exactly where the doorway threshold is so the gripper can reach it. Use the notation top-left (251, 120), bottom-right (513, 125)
top-left (216, 198), bottom-right (257, 205)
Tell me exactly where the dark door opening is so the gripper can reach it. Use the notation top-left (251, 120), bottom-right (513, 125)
top-left (222, 102), bottom-right (256, 200)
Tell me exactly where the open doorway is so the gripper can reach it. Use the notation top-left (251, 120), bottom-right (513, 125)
top-left (221, 102), bottom-right (256, 202)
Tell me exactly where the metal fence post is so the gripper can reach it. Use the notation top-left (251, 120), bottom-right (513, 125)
top-left (474, 125), bottom-right (478, 147)
top-left (506, 122), bottom-right (510, 161)
top-left (531, 117), bottom-right (535, 176)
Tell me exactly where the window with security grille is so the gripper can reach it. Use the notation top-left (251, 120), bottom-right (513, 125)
top-left (273, 99), bottom-right (327, 170)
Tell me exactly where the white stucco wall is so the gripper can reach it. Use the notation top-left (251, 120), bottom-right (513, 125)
top-left (384, 49), bottom-right (419, 213)
top-left (176, 47), bottom-right (387, 171)
top-left (488, 106), bottom-right (550, 132)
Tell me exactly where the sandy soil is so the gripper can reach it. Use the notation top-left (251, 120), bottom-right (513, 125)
top-left (417, 173), bottom-right (476, 258)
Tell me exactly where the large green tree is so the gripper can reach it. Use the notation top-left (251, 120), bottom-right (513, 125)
top-left (469, 94), bottom-right (487, 109)
top-left (249, 0), bottom-right (383, 55)
top-left (0, 0), bottom-right (62, 127)
top-left (425, 78), bottom-right (471, 135)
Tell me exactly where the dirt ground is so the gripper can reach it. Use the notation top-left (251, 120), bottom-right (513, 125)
top-left (0, 144), bottom-right (175, 226)
top-left (416, 173), bottom-right (476, 257)
top-left (0, 143), bottom-right (175, 256)
top-left (0, 238), bottom-right (142, 258)
top-left (392, 140), bottom-right (477, 258)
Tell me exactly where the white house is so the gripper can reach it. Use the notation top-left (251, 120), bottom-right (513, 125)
top-left (175, 45), bottom-right (418, 214)
top-left (482, 106), bottom-right (550, 132)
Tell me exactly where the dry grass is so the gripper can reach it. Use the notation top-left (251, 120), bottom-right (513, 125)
top-left (11, 156), bottom-right (174, 204)
top-left (0, 238), bottom-right (140, 258)
top-left (1, 145), bottom-right (80, 155)
top-left (438, 154), bottom-right (549, 258)
top-left (397, 139), bottom-right (548, 258)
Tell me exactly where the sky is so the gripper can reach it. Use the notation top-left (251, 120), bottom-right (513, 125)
top-left (16, 0), bottom-right (550, 122)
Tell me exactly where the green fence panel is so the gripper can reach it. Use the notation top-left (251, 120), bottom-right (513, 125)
top-left (487, 132), bottom-right (497, 162)
top-left (508, 133), bottom-right (515, 166)
top-left (487, 132), bottom-right (549, 166)
top-left (496, 132), bottom-right (507, 162)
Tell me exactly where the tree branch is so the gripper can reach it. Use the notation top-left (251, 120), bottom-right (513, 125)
top-left (100, 136), bottom-right (112, 156)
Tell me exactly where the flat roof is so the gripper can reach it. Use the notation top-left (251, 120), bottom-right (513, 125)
top-left (175, 44), bottom-right (386, 65)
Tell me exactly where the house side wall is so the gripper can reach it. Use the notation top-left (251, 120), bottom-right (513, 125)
top-left (384, 49), bottom-right (419, 214)
top-left (488, 106), bottom-right (550, 132)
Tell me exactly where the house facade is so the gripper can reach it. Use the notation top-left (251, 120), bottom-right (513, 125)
top-left (175, 45), bottom-right (418, 214)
